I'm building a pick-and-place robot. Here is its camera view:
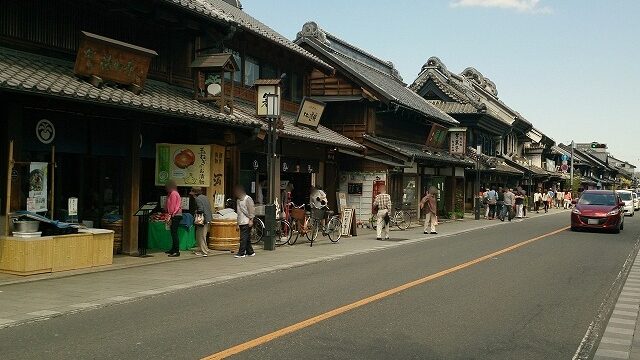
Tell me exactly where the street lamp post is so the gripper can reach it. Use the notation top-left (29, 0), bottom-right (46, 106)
top-left (475, 145), bottom-right (481, 220)
top-left (263, 93), bottom-right (280, 251)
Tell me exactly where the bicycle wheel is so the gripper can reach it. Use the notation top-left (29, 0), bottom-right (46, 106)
top-left (327, 216), bottom-right (342, 243)
top-left (289, 219), bottom-right (300, 245)
top-left (275, 219), bottom-right (292, 246)
top-left (395, 211), bottom-right (410, 230)
top-left (250, 218), bottom-right (265, 244)
top-left (306, 219), bottom-right (320, 245)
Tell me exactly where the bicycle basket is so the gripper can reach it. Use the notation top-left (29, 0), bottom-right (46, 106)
top-left (291, 208), bottom-right (306, 222)
top-left (311, 207), bottom-right (326, 220)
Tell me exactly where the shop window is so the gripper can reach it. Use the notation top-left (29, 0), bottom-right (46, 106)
top-left (291, 72), bottom-right (303, 102)
top-left (223, 49), bottom-right (242, 84)
top-left (244, 56), bottom-right (260, 87)
top-left (261, 62), bottom-right (278, 79)
top-left (402, 176), bottom-right (418, 208)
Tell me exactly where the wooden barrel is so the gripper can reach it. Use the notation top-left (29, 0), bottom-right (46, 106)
top-left (208, 219), bottom-right (240, 253)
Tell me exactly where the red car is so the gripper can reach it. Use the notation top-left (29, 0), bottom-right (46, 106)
top-left (571, 190), bottom-right (625, 233)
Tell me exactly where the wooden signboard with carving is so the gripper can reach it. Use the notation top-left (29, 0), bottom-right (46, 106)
top-left (74, 31), bottom-right (158, 94)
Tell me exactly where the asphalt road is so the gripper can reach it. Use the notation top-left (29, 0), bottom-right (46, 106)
top-left (1, 213), bottom-right (639, 360)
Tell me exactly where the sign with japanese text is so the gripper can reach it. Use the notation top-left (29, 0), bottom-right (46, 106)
top-left (27, 162), bottom-right (48, 212)
top-left (155, 144), bottom-right (211, 187)
top-left (426, 124), bottom-right (448, 149)
top-left (256, 85), bottom-right (281, 117)
top-left (448, 128), bottom-right (467, 155)
top-left (295, 97), bottom-right (326, 129)
top-left (68, 197), bottom-right (78, 216)
top-left (210, 144), bottom-right (225, 196)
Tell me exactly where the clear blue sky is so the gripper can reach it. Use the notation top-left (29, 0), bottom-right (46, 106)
top-left (242, 0), bottom-right (640, 165)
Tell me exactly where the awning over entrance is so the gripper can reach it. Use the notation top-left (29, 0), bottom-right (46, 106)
top-left (234, 102), bottom-right (364, 151)
top-left (363, 134), bottom-right (474, 167)
top-left (0, 47), bottom-right (258, 129)
top-left (502, 158), bottom-right (550, 177)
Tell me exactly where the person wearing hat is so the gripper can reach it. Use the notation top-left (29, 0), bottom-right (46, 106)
top-left (190, 186), bottom-right (213, 257)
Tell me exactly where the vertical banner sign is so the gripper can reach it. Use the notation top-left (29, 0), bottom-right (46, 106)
top-left (448, 128), bottom-right (467, 155)
top-left (155, 144), bottom-right (211, 186)
top-left (341, 208), bottom-right (354, 236)
top-left (27, 162), bottom-right (48, 212)
top-left (210, 144), bottom-right (225, 196)
top-left (337, 192), bottom-right (347, 213)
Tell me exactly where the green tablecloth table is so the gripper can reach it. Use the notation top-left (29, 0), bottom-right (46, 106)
top-left (147, 221), bottom-right (196, 251)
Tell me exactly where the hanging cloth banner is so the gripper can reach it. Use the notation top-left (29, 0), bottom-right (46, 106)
top-left (28, 162), bottom-right (48, 212)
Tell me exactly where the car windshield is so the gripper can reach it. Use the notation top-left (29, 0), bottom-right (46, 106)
top-left (578, 193), bottom-right (616, 206)
top-left (619, 192), bottom-right (633, 201)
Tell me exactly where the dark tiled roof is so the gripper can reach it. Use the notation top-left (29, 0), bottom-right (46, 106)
top-left (466, 147), bottom-right (523, 175)
top-left (0, 47), bottom-right (258, 128)
top-left (164, 0), bottom-right (331, 71)
top-left (503, 157), bottom-right (550, 176)
top-left (410, 57), bottom-right (532, 128)
top-left (427, 100), bottom-right (480, 114)
top-left (234, 102), bottom-right (364, 151)
top-left (295, 24), bottom-right (458, 126)
top-left (364, 134), bottom-right (473, 166)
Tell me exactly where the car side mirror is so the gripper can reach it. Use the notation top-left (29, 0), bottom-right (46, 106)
top-left (619, 202), bottom-right (626, 207)
top-left (571, 200), bottom-right (577, 205)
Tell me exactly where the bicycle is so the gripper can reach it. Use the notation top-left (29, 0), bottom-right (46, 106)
top-left (368, 208), bottom-right (411, 231)
top-left (250, 216), bottom-right (292, 246)
top-left (306, 204), bottom-right (342, 247)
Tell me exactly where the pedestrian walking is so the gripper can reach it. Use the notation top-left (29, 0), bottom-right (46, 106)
top-left (486, 186), bottom-right (498, 220)
top-left (496, 187), bottom-right (505, 220)
top-left (556, 190), bottom-right (564, 209)
top-left (482, 188), bottom-right (490, 219)
top-left (190, 186), bottom-right (212, 257)
top-left (515, 188), bottom-right (525, 218)
top-left (534, 189), bottom-right (543, 213)
top-left (420, 187), bottom-right (438, 234)
top-left (547, 188), bottom-right (555, 211)
top-left (564, 191), bottom-right (573, 209)
top-left (234, 184), bottom-right (256, 258)
top-left (165, 180), bottom-right (182, 257)
top-left (501, 188), bottom-right (515, 221)
top-left (373, 185), bottom-right (392, 240)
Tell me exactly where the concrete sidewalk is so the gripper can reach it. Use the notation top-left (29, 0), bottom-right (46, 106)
top-left (0, 210), bottom-right (564, 328)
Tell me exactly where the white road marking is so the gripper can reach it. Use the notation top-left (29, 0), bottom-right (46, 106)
top-left (600, 337), bottom-right (632, 346)
top-left (608, 318), bottom-right (636, 325)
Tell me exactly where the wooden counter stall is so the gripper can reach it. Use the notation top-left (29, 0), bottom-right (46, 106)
top-left (0, 229), bottom-right (114, 276)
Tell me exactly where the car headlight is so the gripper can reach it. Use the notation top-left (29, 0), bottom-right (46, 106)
top-left (607, 210), bottom-right (620, 216)
top-left (572, 209), bottom-right (581, 215)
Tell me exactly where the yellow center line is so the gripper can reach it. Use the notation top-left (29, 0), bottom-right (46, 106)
top-left (203, 226), bottom-right (570, 360)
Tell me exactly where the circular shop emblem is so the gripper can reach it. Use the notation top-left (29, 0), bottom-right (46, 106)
top-left (253, 160), bottom-right (259, 170)
top-left (36, 119), bottom-right (55, 144)
top-left (158, 170), bottom-right (169, 182)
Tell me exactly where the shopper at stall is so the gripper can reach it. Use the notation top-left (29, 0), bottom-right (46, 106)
top-left (420, 186), bottom-right (438, 234)
top-left (165, 180), bottom-right (182, 257)
top-left (234, 184), bottom-right (256, 258)
top-left (373, 185), bottom-right (392, 240)
top-left (190, 187), bottom-right (212, 257)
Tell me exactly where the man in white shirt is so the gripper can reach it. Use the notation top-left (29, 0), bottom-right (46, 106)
top-left (234, 185), bottom-right (256, 258)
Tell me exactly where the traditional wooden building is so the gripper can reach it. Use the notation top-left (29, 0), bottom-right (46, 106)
top-left (295, 22), bottom-right (472, 222)
top-left (409, 57), bottom-right (547, 209)
top-left (0, 0), bottom-right (361, 254)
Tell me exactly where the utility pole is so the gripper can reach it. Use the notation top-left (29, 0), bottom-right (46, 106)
top-left (570, 140), bottom-right (575, 194)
